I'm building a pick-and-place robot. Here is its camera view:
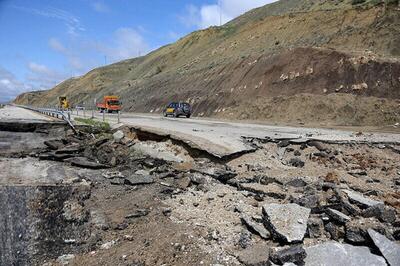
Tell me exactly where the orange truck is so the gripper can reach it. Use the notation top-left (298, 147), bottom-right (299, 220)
top-left (96, 96), bottom-right (121, 113)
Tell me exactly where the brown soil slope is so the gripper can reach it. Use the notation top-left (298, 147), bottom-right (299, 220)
top-left (14, 1), bottom-right (400, 127)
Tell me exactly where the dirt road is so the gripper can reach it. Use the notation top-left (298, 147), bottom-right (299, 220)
top-left (73, 111), bottom-right (400, 158)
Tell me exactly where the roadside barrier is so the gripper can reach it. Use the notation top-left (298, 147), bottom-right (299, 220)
top-left (14, 105), bottom-right (77, 134)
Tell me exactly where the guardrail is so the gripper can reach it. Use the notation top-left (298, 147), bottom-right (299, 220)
top-left (15, 105), bottom-right (77, 134)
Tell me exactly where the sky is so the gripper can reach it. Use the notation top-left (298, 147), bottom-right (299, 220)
top-left (0, 0), bottom-right (277, 103)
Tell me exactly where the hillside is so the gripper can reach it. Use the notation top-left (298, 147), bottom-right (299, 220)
top-left (14, 0), bottom-right (400, 127)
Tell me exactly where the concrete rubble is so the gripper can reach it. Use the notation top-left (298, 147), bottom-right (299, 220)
top-left (1, 117), bottom-right (399, 265)
top-left (263, 203), bottom-right (311, 243)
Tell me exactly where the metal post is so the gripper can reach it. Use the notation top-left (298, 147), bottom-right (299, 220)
top-left (83, 107), bottom-right (86, 118)
top-left (68, 112), bottom-right (71, 121)
top-left (102, 110), bottom-right (105, 121)
top-left (92, 108), bottom-right (94, 119)
top-left (77, 108), bottom-right (79, 116)
top-left (118, 110), bottom-right (120, 123)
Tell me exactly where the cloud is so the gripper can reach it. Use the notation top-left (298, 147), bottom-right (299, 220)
top-left (12, 5), bottom-right (85, 35)
top-left (92, 2), bottom-right (110, 13)
top-left (48, 37), bottom-right (86, 72)
top-left (96, 27), bottom-right (150, 62)
top-left (180, 0), bottom-right (278, 29)
top-left (49, 37), bottom-right (67, 53)
top-left (0, 67), bottom-right (30, 103)
top-left (27, 62), bottom-right (67, 89)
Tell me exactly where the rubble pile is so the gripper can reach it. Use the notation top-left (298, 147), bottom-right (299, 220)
top-left (17, 123), bottom-right (400, 265)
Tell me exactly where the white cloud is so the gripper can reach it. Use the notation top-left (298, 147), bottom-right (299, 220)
top-left (49, 38), bottom-right (67, 53)
top-left (181, 0), bottom-right (278, 29)
top-left (12, 6), bottom-right (85, 35)
top-left (96, 27), bottom-right (150, 62)
top-left (92, 2), bottom-right (110, 13)
top-left (27, 62), bottom-right (67, 89)
top-left (0, 67), bottom-right (30, 103)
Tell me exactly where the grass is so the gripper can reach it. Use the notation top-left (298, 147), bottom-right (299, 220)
top-left (75, 117), bottom-right (111, 132)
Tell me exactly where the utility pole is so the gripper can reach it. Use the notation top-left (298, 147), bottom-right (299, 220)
top-left (219, 0), bottom-right (222, 26)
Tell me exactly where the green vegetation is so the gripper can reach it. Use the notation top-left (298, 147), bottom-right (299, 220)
top-left (75, 117), bottom-right (111, 132)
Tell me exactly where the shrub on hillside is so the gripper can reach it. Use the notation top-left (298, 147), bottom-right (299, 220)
top-left (352, 0), bottom-right (366, 4)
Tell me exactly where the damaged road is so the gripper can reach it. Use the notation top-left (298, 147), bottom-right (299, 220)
top-left (1, 105), bottom-right (400, 266)
top-left (75, 111), bottom-right (400, 159)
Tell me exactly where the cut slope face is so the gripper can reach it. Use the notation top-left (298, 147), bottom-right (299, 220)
top-left (14, 2), bottom-right (400, 127)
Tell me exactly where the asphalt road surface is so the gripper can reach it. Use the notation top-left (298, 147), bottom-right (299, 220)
top-left (71, 110), bottom-right (400, 158)
top-left (0, 105), bottom-right (52, 121)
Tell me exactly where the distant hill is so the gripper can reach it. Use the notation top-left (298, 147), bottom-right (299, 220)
top-left (15, 0), bottom-right (400, 127)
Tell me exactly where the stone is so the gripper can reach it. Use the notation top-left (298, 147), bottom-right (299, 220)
top-left (102, 171), bottom-right (124, 179)
top-left (308, 141), bottom-right (330, 152)
top-left (277, 140), bottom-right (290, 148)
top-left (288, 158), bottom-right (305, 168)
top-left (348, 169), bottom-right (367, 176)
top-left (55, 146), bottom-right (83, 154)
top-left (294, 150), bottom-right (301, 156)
top-left (236, 242), bottom-right (270, 266)
top-left (125, 209), bottom-right (150, 219)
top-left (263, 203), bottom-right (311, 243)
top-left (325, 208), bottom-right (351, 224)
top-left (44, 139), bottom-right (64, 150)
top-left (325, 222), bottom-right (345, 241)
top-left (39, 152), bottom-right (75, 161)
top-left (307, 217), bottom-right (325, 238)
top-left (270, 245), bottom-right (306, 265)
top-left (195, 166), bottom-right (236, 183)
top-left (241, 183), bottom-right (286, 199)
top-left (113, 130), bottom-right (125, 142)
top-left (305, 242), bottom-right (386, 266)
top-left (175, 176), bottom-right (191, 190)
top-left (241, 215), bottom-right (271, 240)
top-left (343, 189), bottom-right (383, 209)
top-left (362, 204), bottom-right (397, 224)
top-left (66, 157), bottom-right (109, 169)
top-left (286, 178), bottom-right (307, 188)
top-left (110, 178), bottom-right (125, 185)
top-left (368, 229), bottom-right (400, 266)
top-left (100, 240), bottom-right (116, 250)
top-left (57, 254), bottom-right (75, 265)
top-left (291, 194), bottom-right (320, 209)
top-left (345, 218), bottom-right (389, 244)
top-left (124, 174), bottom-right (154, 185)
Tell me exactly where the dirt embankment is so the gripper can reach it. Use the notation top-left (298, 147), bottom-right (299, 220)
top-left (14, 5), bottom-right (400, 127)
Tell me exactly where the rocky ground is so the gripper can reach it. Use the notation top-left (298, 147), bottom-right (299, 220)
top-left (2, 119), bottom-right (398, 266)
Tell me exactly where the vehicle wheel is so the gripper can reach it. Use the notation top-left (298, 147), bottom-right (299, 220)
top-left (186, 114), bottom-right (191, 118)
top-left (173, 112), bottom-right (178, 118)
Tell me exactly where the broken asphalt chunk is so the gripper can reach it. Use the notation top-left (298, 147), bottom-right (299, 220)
top-left (305, 241), bottom-right (387, 266)
top-left (241, 215), bottom-right (271, 240)
top-left (343, 189), bottom-right (383, 209)
top-left (124, 174), bottom-right (154, 186)
top-left (66, 157), bottom-right (109, 169)
top-left (262, 203), bottom-right (310, 243)
top-left (125, 209), bottom-right (150, 219)
top-left (270, 245), bottom-right (306, 265)
top-left (325, 208), bottom-right (351, 224)
top-left (236, 242), bottom-right (270, 266)
top-left (368, 229), bottom-right (400, 266)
